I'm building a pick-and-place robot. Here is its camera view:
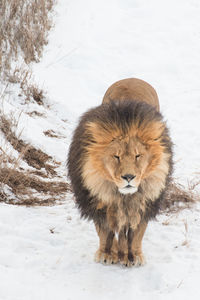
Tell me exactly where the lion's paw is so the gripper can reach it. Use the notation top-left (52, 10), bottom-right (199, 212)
top-left (95, 250), bottom-right (118, 265)
top-left (133, 253), bottom-right (146, 267)
top-left (119, 253), bottom-right (146, 267)
top-left (119, 256), bottom-right (133, 268)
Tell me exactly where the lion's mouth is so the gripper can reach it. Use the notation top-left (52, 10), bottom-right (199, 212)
top-left (118, 184), bottom-right (138, 195)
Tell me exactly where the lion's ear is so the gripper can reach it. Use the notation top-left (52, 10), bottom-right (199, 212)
top-left (86, 121), bottom-right (121, 144)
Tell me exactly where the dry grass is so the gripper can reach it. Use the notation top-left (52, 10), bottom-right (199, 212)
top-left (0, 0), bottom-right (55, 105)
top-left (0, 0), bottom-right (54, 79)
top-left (44, 130), bottom-right (65, 139)
top-left (17, 68), bottom-right (45, 105)
top-left (0, 114), bottom-right (57, 175)
top-left (27, 111), bottom-right (45, 118)
top-left (0, 167), bottom-right (70, 206)
top-left (4, 62), bottom-right (46, 106)
top-left (0, 110), bottom-right (70, 206)
top-left (21, 69), bottom-right (46, 105)
top-left (0, 0), bottom-right (71, 207)
top-left (161, 179), bottom-right (200, 214)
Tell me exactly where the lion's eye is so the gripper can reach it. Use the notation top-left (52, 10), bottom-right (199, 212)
top-left (135, 154), bottom-right (141, 160)
top-left (114, 155), bottom-right (120, 161)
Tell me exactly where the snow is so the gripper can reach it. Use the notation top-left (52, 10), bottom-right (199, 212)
top-left (1, 0), bottom-right (200, 299)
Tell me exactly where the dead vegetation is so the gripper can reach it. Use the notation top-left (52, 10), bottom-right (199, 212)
top-left (27, 111), bottom-right (45, 118)
top-left (0, 0), bottom-right (54, 105)
top-left (0, 111), bottom-right (70, 206)
top-left (0, 114), bottom-right (57, 175)
top-left (0, 0), bottom-right (54, 79)
top-left (20, 71), bottom-right (45, 105)
top-left (0, 0), bottom-right (71, 207)
top-left (7, 66), bottom-right (46, 106)
top-left (0, 168), bottom-right (70, 206)
top-left (44, 129), bottom-right (65, 139)
top-left (161, 179), bottom-right (200, 214)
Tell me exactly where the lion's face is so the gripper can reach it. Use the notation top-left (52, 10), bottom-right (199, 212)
top-left (81, 111), bottom-right (167, 201)
top-left (102, 137), bottom-right (150, 195)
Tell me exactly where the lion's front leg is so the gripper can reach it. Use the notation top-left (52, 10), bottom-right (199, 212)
top-left (95, 224), bottom-right (118, 265)
top-left (118, 226), bottom-right (130, 266)
top-left (118, 222), bottom-right (147, 267)
top-left (128, 221), bottom-right (147, 267)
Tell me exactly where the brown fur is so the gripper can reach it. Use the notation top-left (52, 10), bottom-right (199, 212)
top-left (67, 78), bottom-right (173, 267)
top-left (102, 78), bottom-right (160, 111)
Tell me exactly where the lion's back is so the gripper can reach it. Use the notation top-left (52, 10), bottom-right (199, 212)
top-left (102, 78), bottom-right (160, 112)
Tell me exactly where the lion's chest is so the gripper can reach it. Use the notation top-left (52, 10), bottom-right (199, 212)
top-left (106, 197), bottom-right (144, 232)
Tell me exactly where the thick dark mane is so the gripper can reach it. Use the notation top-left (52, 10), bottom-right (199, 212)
top-left (98, 100), bottom-right (161, 132)
top-left (77, 100), bottom-right (162, 135)
top-left (67, 100), bottom-right (173, 224)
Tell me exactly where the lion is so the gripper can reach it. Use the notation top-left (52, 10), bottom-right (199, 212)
top-left (67, 78), bottom-right (173, 267)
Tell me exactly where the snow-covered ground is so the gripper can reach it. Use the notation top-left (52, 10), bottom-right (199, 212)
top-left (1, 0), bottom-right (200, 299)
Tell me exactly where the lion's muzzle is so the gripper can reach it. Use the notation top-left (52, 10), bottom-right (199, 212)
top-left (118, 175), bottom-right (138, 195)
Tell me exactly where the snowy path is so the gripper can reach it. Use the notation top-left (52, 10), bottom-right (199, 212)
top-left (1, 201), bottom-right (200, 300)
top-left (1, 0), bottom-right (200, 299)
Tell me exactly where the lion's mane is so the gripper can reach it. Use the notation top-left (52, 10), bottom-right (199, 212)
top-left (67, 100), bottom-right (173, 227)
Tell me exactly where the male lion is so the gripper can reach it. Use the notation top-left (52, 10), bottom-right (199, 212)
top-left (67, 78), bottom-right (173, 267)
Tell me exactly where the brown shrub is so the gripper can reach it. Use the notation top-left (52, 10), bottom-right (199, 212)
top-left (0, 0), bottom-right (55, 105)
top-left (0, 0), bottom-right (54, 79)
top-left (0, 114), bottom-right (60, 175)
top-left (0, 167), bottom-right (70, 206)
top-left (0, 1), bottom-right (71, 207)
top-left (8, 67), bottom-right (46, 105)
top-left (161, 180), bottom-right (200, 214)
top-left (0, 111), bottom-right (70, 206)
top-left (44, 130), bottom-right (65, 139)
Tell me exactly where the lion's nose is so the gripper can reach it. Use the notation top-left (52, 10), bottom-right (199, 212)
top-left (121, 174), bottom-right (136, 182)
